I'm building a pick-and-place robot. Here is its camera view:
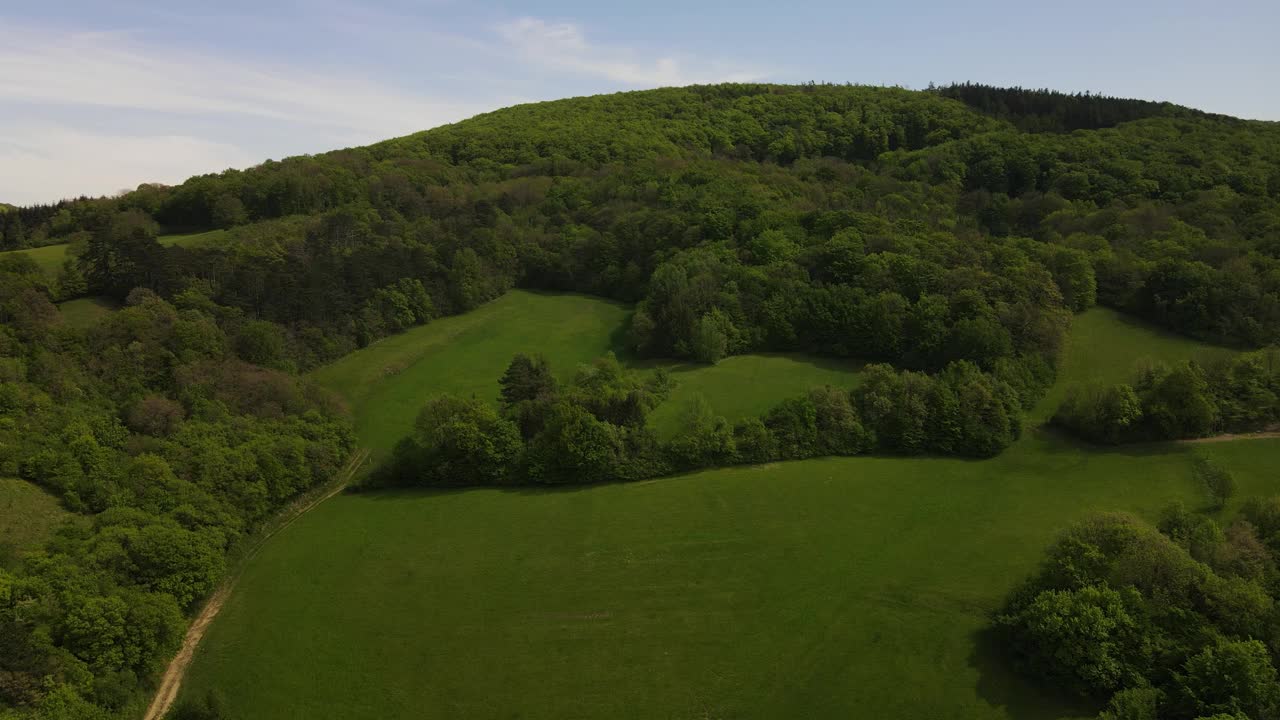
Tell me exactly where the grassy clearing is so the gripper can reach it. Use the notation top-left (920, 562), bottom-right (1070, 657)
top-left (0, 242), bottom-right (75, 276)
top-left (1032, 306), bottom-right (1236, 423)
top-left (0, 229), bottom-right (226, 279)
top-left (310, 291), bottom-right (632, 456)
top-left (0, 477), bottom-right (73, 555)
top-left (310, 291), bottom-right (864, 451)
top-left (184, 296), bottom-right (1274, 720)
top-left (57, 296), bottom-right (120, 328)
top-left (161, 229), bottom-right (229, 248)
top-left (645, 354), bottom-right (864, 438)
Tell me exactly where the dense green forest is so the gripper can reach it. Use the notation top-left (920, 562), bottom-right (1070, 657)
top-left (1, 83), bottom-right (1280, 718)
top-left (0, 258), bottom-right (352, 718)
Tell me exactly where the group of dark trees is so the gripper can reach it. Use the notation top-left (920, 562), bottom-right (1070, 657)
top-left (997, 481), bottom-right (1280, 720)
top-left (1055, 351), bottom-right (1280, 444)
top-left (372, 350), bottom-right (1024, 490)
top-left (0, 257), bottom-right (352, 718)
top-left (933, 83), bottom-right (1210, 133)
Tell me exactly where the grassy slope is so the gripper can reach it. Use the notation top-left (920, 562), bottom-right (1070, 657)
top-left (311, 290), bottom-right (865, 451)
top-left (310, 291), bottom-right (632, 456)
top-left (645, 354), bottom-right (864, 438)
top-left (0, 230), bottom-right (226, 277)
top-left (0, 477), bottom-right (73, 553)
top-left (184, 299), bottom-right (1268, 720)
top-left (57, 296), bottom-right (120, 329)
top-left (1032, 305), bottom-right (1235, 423)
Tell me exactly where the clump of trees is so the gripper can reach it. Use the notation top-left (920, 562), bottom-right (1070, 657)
top-left (373, 354), bottom-right (673, 486)
top-left (997, 501), bottom-right (1280, 720)
top-left (933, 82), bottom-right (1201, 133)
top-left (1054, 351), bottom-right (1280, 443)
top-left (370, 351), bottom-right (1025, 490)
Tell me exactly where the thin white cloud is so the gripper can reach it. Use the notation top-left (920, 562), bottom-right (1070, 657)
top-left (0, 126), bottom-right (261, 204)
top-left (0, 21), bottom-right (494, 204)
top-left (0, 15), bottom-right (765, 204)
top-left (495, 17), bottom-right (766, 86)
top-left (0, 24), bottom-right (483, 139)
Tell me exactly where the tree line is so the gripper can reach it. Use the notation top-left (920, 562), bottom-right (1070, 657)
top-left (932, 82), bottom-right (1207, 133)
top-left (369, 350), bottom-right (1025, 491)
top-left (1054, 351), bottom-right (1280, 444)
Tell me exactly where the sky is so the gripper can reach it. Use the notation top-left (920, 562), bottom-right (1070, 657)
top-left (2, 0), bottom-right (1278, 205)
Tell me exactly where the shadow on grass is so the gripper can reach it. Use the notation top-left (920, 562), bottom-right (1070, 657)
top-left (628, 351), bottom-right (865, 379)
top-left (1025, 423), bottom-right (1198, 460)
top-left (968, 626), bottom-right (1097, 720)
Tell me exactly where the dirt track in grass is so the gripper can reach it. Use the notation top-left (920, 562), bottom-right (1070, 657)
top-left (141, 447), bottom-right (370, 720)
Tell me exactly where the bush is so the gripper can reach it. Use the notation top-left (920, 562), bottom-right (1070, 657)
top-left (1194, 458), bottom-right (1237, 511)
top-left (126, 394), bottom-right (186, 437)
top-left (403, 394), bottom-right (522, 485)
top-left (1054, 383), bottom-right (1143, 444)
top-left (997, 584), bottom-right (1150, 697)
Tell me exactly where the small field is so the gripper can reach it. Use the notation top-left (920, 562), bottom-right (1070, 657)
top-left (0, 477), bottom-right (74, 557)
top-left (310, 291), bottom-right (864, 451)
top-left (646, 353), bottom-right (864, 437)
top-left (0, 242), bottom-right (74, 276)
top-left (310, 291), bottom-right (633, 455)
top-left (1032, 306), bottom-right (1236, 422)
top-left (183, 295), bottom-right (1268, 719)
top-left (0, 229), bottom-right (227, 279)
top-left (57, 296), bottom-right (120, 328)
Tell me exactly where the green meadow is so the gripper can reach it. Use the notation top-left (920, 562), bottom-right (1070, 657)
top-left (310, 290), bottom-right (865, 451)
top-left (56, 296), bottom-right (120, 329)
top-left (0, 229), bottom-right (226, 278)
top-left (182, 294), bottom-right (1274, 719)
top-left (310, 291), bottom-right (632, 455)
top-left (1032, 305), bottom-right (1237, 422)
top-left (0, 477), bottom-right (75, 556)
top-left (644, 353), bottom-right (864, 438)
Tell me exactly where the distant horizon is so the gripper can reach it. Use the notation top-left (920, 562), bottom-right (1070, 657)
top-left (4, 0), bottom-right (1277, 204)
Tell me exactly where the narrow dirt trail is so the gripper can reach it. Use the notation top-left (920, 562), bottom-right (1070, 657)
top-left (1182, 429), bottom-right (1280, 444)
top-left (142, 447), bottom-right (370, 720)
top-left (1177, 430), bottom-right (1280, 443)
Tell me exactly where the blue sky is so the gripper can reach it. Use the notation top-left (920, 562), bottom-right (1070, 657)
top-left (3, 0), bottom-right (1277, 204)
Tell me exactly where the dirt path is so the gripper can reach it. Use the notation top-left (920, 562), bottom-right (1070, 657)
top-left (1182, 428), bottom-right (1280, 444)
top-left (142, 447), bottom-right (370, 720)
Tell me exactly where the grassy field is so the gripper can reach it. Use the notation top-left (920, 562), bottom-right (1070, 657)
top-left (1032, 306), bottom-right (1236, 422)
top-left (57, 296), bottom-right (120, 328)
top-left (182, 296), bottom-right (1269, 720)
top-left (645, 354), bottom-right (864, 438)
top-left (310, 291), bottom-right (632, 455)
top-left (0, 229), bottom-right (226, 278)
top-left (310, 291), bottom-right (865, 450)
top-left (0, 477), bottom-right (73, 555)
top-left (0, 241), bottom-right (75, 275)
top-left (183, 436), bottom-right (1278, 720)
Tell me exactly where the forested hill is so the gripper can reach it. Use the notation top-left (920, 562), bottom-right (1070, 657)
top-left (5, 84), bottom-right (1280, 363)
